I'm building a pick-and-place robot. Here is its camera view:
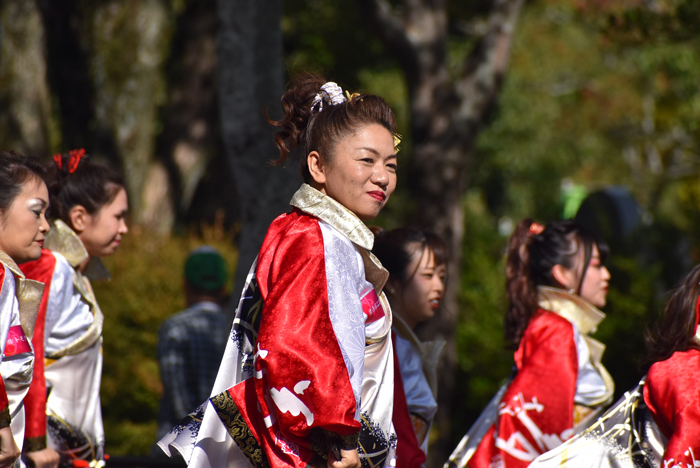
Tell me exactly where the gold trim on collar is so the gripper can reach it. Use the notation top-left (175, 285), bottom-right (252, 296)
top-left (0, 251), bottom-right (42, 339)
top-left (0, 251), bottom-right (23, 278)
top-left (44, 219), bottom-right (89, 268)
top-left (537, 286), bottom-right (605, 335)
top-left (291, 184), bottom-right (390, 293)
top-left (290, 184), bottom-right (375, 251)
top-left (538, 286), bottom-right (614, 406)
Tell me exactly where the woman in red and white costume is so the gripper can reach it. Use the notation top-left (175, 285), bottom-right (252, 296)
top-left (446, 219), bottom-right (614, 468)
top-left (159, 74), bottom-right (400, 468)
top-left (19, 151), bottom-right (128, 468)
top-left (0, 152), bottom-right (50, 468)
top-left (372, 228), bottom-right (447, 467)
top-left (528, 264), bottom-right (700, 468)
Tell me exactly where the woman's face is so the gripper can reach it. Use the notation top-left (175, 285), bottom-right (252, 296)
top-left (390, 245), bottom-right (446, 330)
top-left (579, 245), bottom-right (610, 308)
top-left (0, 178), bottom-right (50, 264)
top-left (76, 187), bottom-right (129, 258)
top-left (310, 124), bottom-right (397, 221)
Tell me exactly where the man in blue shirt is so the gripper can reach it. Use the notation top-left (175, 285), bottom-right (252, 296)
top-left (156, 246), bottom-right (229, 441)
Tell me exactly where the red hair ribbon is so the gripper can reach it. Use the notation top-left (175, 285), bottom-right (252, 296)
top-left (52, 153), bottom-right (63, 170)
top-left (528, 222), bottom-right (545, 236)
top-left (694, 293), bottom-right (700, 333)
top-left (67, 149), bottom-right (86, 174)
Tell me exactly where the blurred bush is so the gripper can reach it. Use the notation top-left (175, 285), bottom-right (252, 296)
top-left (92, 223), bottom-right (238, 456)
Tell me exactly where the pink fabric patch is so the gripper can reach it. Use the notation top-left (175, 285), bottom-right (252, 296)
top-left (361, 288), bottom-right (385, 324)
top-left (4, 325), bottom-right (31, 356)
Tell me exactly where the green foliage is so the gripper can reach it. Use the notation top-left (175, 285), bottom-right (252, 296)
top-left (93, 227), bottom-right (238, 455)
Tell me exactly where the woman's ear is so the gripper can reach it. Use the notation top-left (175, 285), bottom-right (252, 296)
top-left (68, 205), bottom-right (89, 233)
top-left (551, 264), bottom-right (577, 291)
top-left (307, 151), bottom-right (327, 186)
top-left (385, 276), bottom-right (402, 297)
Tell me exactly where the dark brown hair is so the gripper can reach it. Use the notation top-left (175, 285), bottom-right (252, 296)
top-left (0, 151), bottom-right (47, 212)
top-left (48, 151), bottom-right (126, 228)
top-left (505, 219), bottom-right (609, 346)
top-left (265, 73), bottom-right (397, 183)
top-left (372, 227), bottom-right (447, 284)
top-left (645, 264), bottom-right (700, 365)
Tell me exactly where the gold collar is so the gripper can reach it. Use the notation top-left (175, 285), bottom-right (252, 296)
top-left (290, 183), bottom-right (389, 293)
top-left (290, 184), bottom-right (375, 251)
top-left (0, 250), bottom-right (24, 278)
top-left (537, 286), bottom-right (605, 335)
top-left (44, 219), bottom-right (89, 268)
top-left (43, 220), bottom-right (110, 281)
top-left (0, 250), bottom-right (42, 339)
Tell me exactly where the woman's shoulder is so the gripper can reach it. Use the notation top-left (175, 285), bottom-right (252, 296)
top-left (530, 309), bottom-right (574, 329)
top-left (20, 249), bottom-right (74, 284)
top-left (649, 348), bottom-right (700, 377)
top-left (522, 309), bottom-right (575, 342)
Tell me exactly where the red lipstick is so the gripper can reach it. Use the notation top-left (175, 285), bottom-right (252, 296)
top-left (368, 191), bottom-right (386, 201)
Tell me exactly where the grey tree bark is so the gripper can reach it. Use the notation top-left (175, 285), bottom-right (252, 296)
top-left (89, 0), bottom-right (172, 232)
top-left (0, 0), bottom-right (52, 157)
top-left (217, 0), bottom-right (298, 307)
top-left (358, 0), bottom-right (525, 462)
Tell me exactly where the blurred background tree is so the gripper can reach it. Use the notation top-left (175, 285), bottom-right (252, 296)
top-left (2, 0), bottom-right (700, 464)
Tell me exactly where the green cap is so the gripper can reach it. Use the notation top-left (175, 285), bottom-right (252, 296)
top-left (184, 246), bottom-right (227, 292)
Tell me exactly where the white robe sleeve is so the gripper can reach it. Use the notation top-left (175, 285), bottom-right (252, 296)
top-left (44, 253), bottom-right (93, 356)
top-left (319, 221), bottom-right (367, 420)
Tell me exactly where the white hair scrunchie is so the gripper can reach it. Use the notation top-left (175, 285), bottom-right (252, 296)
top-left (311, 82), bottom-right (347, 113)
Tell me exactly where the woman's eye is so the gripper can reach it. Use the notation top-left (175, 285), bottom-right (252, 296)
top-left (387, 164), bottom-right (398, 172)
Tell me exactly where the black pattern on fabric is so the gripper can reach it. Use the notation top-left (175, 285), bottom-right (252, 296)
top-left (210, 390), bottom-right (269, 468)
top-left (357, 412), bottom-right (396, 468)
top-left (231, 275), bottom-right (263, 375)
top-left (47, 414), bottom-right (98, 468)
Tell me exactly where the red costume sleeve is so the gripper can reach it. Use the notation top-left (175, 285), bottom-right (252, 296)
top-left (643, 349), bottom-right (700, 465)
top-left (469, 311), bottom-right (579, 468)
top-left (226, 211), bottom-right (360, 467)
top-left (18, 250), bottom-right (57, 451)
top-left (391, 332), bottom-right (427, 468)
top-left (0, 267), bottom-right (11, 429)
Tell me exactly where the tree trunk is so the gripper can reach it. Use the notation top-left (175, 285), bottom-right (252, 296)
top-left (0, 0), bottom-right (52, 157)
top-left (155, 0), bottom-right (224, 226)
top-left (358, 0), bottom-right (525, 462)
top-left (89, 0), bottom-right (172, 231)
top-left (36, 0), bottom-right (94, 153)
top-left (216, 0), bottom-right (298, 307)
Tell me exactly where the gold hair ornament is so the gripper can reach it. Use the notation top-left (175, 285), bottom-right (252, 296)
top-left (393, 133), bottom-right (402, 154)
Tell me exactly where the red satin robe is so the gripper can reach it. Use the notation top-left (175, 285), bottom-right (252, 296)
top-left (469, 310), bottom-right (579, 468)
top-left (17, 249), bottom-right (56, 451)
top-left (219, 209), bottom-right (363, 467)
top-left (643, 348), bottom-right (700, 466)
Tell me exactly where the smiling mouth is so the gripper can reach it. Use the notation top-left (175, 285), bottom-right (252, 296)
top-left (367, 191), bottom-right (386, 201)
top-left (430, 298), bottom-right (440, 309)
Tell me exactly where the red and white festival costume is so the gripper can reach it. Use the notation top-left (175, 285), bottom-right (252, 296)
top-left (20, 220), bottom-right (106, 466)
top-left (446, 287), bottom-right (614, 468)
top-left (391, 312), bottom-right (444, 466)
top-left (527, 348), bottom-right (699, 468)
top-left (159, 184), bottom-right (397, 468)
top-left (0, 251), bottom-right (41, 450)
